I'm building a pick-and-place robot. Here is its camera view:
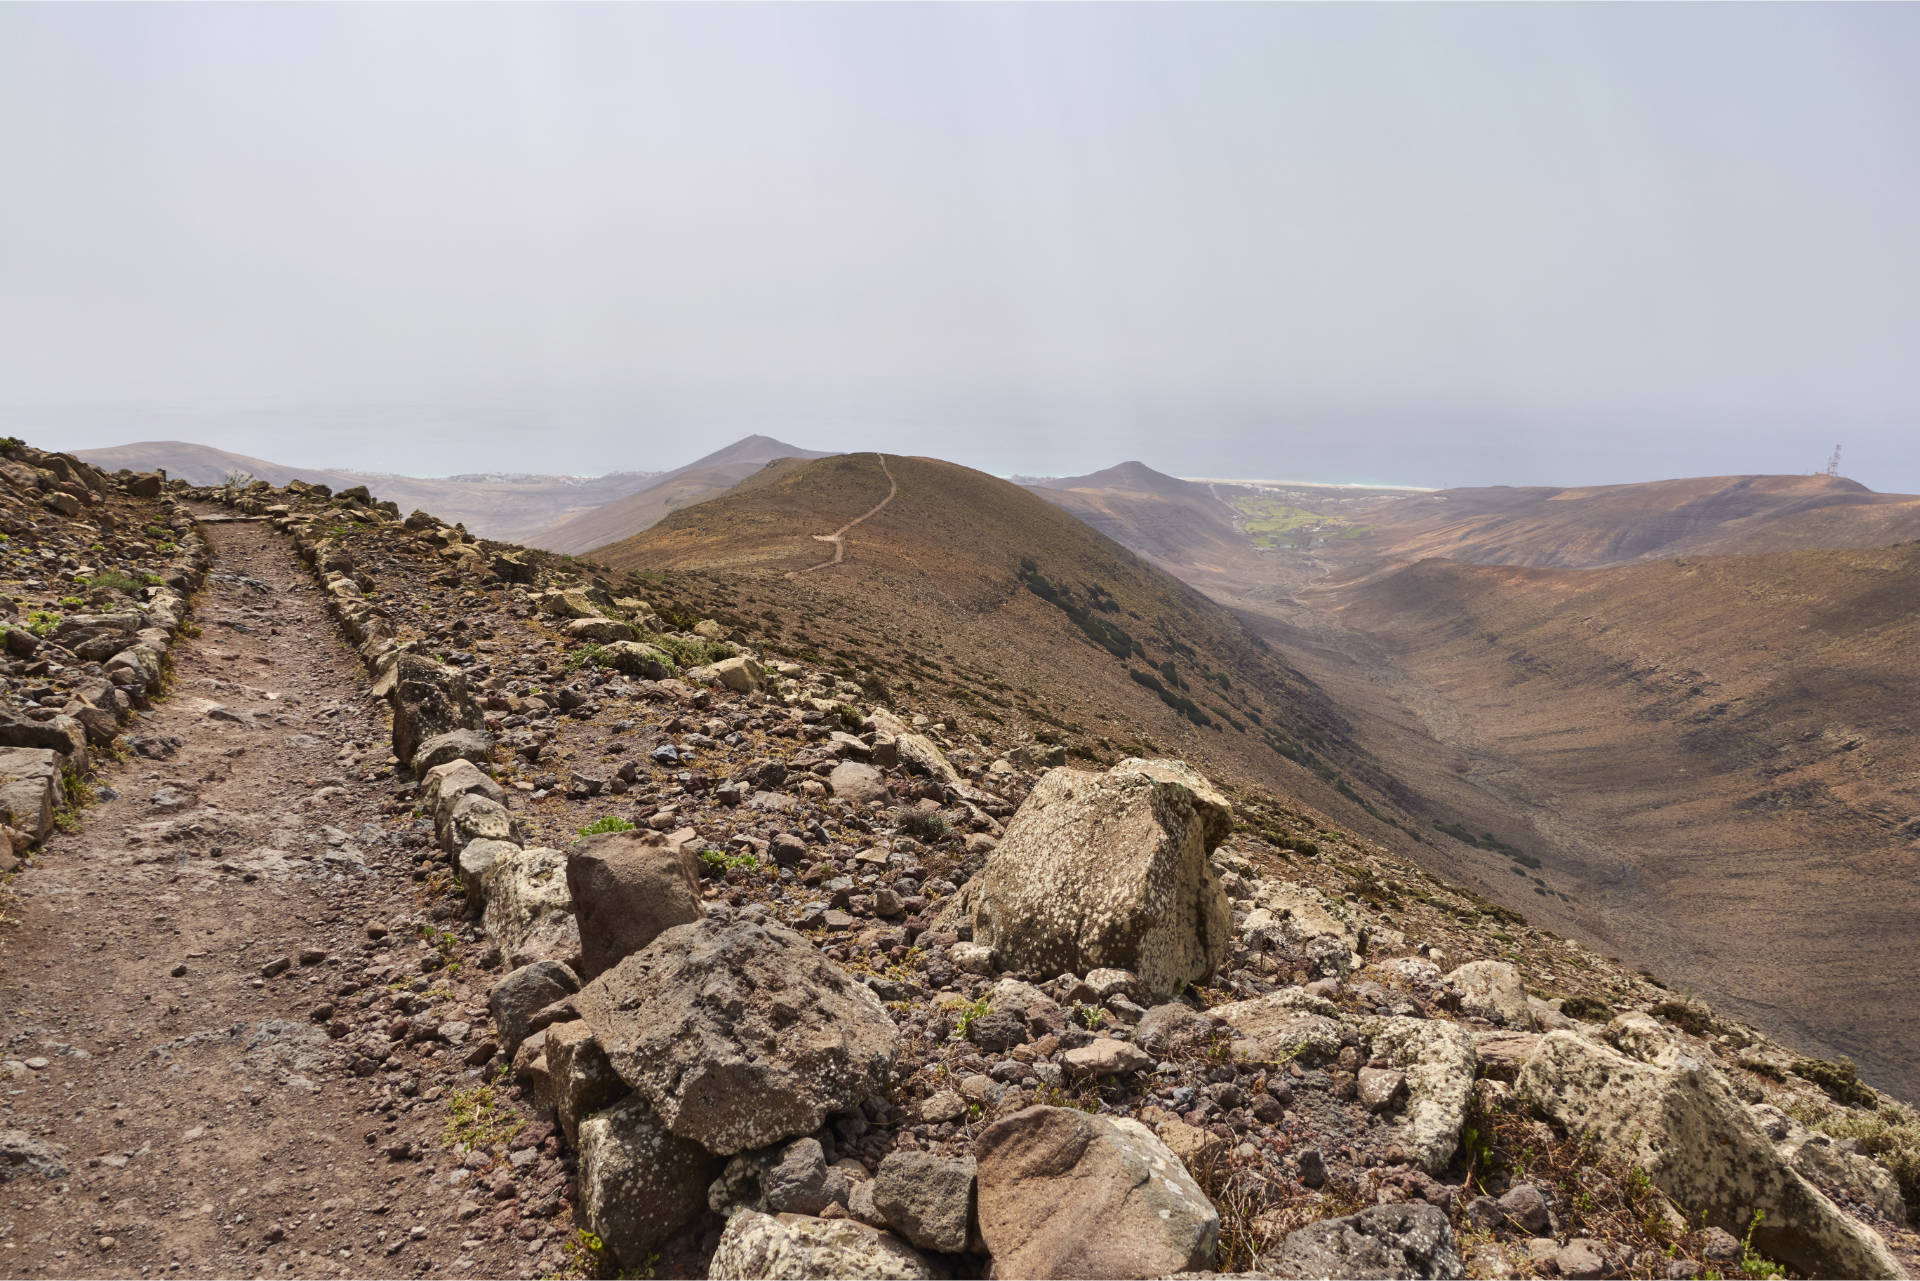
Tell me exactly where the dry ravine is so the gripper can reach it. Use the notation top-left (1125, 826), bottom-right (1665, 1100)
top-left (2, 447), bottom-right (1918, 1281)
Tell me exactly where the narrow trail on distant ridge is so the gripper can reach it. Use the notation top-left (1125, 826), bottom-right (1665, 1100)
top-left (802, 453), bottom-right (897, 573)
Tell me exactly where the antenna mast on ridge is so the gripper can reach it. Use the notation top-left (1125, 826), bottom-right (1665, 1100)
top-left (1823, 444), bottom-right (1843, 478)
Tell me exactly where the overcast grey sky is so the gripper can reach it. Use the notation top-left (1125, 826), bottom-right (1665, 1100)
top-left (3, 4), bottom-right (1917, 490)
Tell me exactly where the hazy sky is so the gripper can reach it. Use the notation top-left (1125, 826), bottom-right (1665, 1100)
top-left (4, 4), bottom-right (1918, 490)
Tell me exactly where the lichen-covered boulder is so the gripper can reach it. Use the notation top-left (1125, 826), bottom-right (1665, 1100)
top-left (388, 654), bottom-right (485, 766)
top-left (1264, 1203), bottom-right (1463, 1279)
top-left (0, 748), bottom-right (64, 843)
top-left (576, 1095), bottom-right (717, 1267)
top-left (1515, 1031), bottom-right (1900, 1279)
top-left (962, 758), bottom-right (1232, 998)
top-left (481, 847), bottom-right (580, 969)
top-left (1445, 960), bottom-right (1536, 1029)
top-left (1371, 1017), bottom-right (1477, 1174)
top-left (1210, 988), bottom-right (1344, 1065)
top-left (564, 829), bottom-right (703, 979)
top-left (709, 1211), bottom-right (939, 1280)
top-left (543, 1020), bottom-right (629, 1146)
top-left (574, 913), bottom-right (899, 1155)
top-left (974, 1105), bottom-right (1218, 1279)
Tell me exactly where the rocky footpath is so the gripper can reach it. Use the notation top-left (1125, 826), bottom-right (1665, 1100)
top-left (0, 440), bottom-right (210, 863)
top-left (191, 477), bottom-right (1920, 1280)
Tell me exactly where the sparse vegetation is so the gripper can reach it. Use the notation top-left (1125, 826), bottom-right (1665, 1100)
top-left (1790, 1055), bottom-right (1877, 1108)
top-left (578, 815), bottom-right (635, 836)
top-left (442, 1083), bottom-right (523, 1153)
top-left (699, 847), bottom-right (760, 873)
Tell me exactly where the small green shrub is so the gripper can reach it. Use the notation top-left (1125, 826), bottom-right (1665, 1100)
top-left (26, 610), bottom-right (61, 636)
top-left (1792, 1056), bottom-right (1877, 1107)
top-left (564, 644), bottom-right (609, 671)
top-left (955, 998), bottom-right (990, 1039)
top-left (894, 807), bottom-right (949, 842)
top-left (82, 570), bottom-right (144, 594)
top-left (577, 815), bottom-right (635, 836)
top-left (1558, 994), bottom-right (1616, 1023)
top-left (1650, 999), bottom-right (1717, 1038)
top-left (699, 847), bottom-right (760, 873)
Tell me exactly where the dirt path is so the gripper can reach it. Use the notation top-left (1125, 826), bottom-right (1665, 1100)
top-left (803, 453), bottom-right (896, 573)
top-left (0, 516), bottom-right (531, 1279)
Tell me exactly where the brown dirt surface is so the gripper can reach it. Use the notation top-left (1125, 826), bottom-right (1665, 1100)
top-left (0, 515), bottom-right (551, 1279)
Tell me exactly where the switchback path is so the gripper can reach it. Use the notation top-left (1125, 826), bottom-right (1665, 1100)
top-left (0, 517), bottom-right (537, 1279)
top-left (803, 453), bottom-right (897, 573)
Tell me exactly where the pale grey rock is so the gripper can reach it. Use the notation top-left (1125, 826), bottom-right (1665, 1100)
top-left (1444, 960), bottom-right (1536, 1029)
top-left (481, 846), bottom-right (579, 969)
top-left (1371, 1017), bottom-right (1477, 1175)
top-left (1265, 1203), bottom-right (1463, 1279)
top-left (708, 1211), bottom-right (939, 1280)
top-left (1514, 1031), bottom-right (1901, 1279)
top-left (963, 757), bottom-right (1233, 998)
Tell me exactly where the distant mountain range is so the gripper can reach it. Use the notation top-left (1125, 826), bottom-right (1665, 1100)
top-left (73, 435), bottom-right (830, 548)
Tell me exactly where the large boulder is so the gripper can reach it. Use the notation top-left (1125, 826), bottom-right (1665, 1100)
top-left (411, 728), bottom-right (493, 779)
top-left (974, 1105), bottom-right (1218, 1279)
top-left (481, 847), bottom-right (580, 969)
top-left (1264, 1203), bottom-right (1463, 1279)
top-left (574, 913), bottom-right (900, 1155)
top-left (0, 748), bottom-right (64, 843)
top-left (1445, 960), bottom-right (1536, 1029)
top-left (576, 1094), bottom-right (718, 1267)
top-left (1370, 1018), bottom-right (1477, 1175)
top-left (709, 1210), bottom-right (939, 1280)
top-left (828, 761), bottom-right (890, 806)
top-left (487, 960), bottom-right (579, 1058)
top-left (564, 829), bottom-right (703, 980)
top-left (1210, 989), bottom-right (1344, 1065)
top-left (1514, 1030), bottom-right (1901, 1279)
top-left (388, 655), bottom-right (485, 766)
top-left (961, 758), bottom-right (1233, 998)
top-left (708, 654), bottom-right (765, 694)
top-left (543, 1020), bottom-right (629, 1145)
top-left (873, 1150), bottom-right (977, 1254)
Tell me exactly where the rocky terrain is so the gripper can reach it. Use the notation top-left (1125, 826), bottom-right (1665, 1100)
top-left (0, 448), bottom-right (1916, 1279)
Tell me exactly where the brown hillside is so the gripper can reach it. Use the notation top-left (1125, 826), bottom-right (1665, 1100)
top-left (1029, 462), bottom-right (1256, 577)
top-left (1327, 474), bottom-right (1920, 573)
top-left (587, 453), bottom-right (1423, 840)
top-left (532, 435), bottom-right (833, 555)
top-left (1317, 541), bottom-right (1920, 1095)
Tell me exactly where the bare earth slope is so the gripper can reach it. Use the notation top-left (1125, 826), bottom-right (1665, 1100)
top-left (1331, 473), bottom-right (1920, 572)
top-left (1318, 542), bottom-right (1920, 1096)
top-left (531, 435), bottom-right (833, 556)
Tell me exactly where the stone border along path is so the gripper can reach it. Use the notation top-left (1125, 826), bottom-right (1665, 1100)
top-left (0, 511), bottom-right (547, 1280)
top-left (801, 453), bottom-right (897, 574)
